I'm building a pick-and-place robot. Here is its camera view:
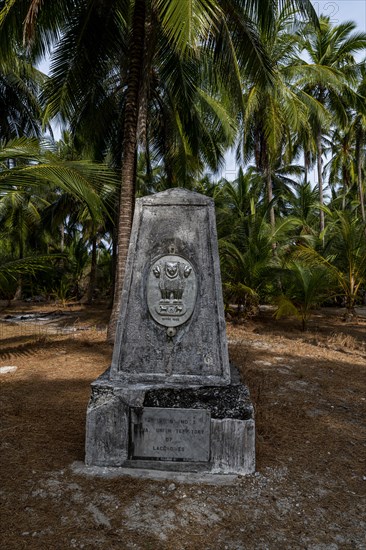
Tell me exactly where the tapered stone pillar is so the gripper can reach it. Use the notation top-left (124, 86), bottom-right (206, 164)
top-left (85, 189), bottom-right (255, 475)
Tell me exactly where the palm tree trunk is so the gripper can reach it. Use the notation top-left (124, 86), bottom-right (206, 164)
top-left (266, 167), bottom-right (275, 228)
top-left (261, 138), bottom-right (275, 229)
top-left (60, 222), bottom-right (65, 251)
top-left (13, 221), bottom-right (24, 301)
top-left (109, 216), bottom-right (118, 308)
top-left (87, 235), bottom-right (97, 305)
top-left (356, 132), bottom-right (365, 223)
top-left (341, 171), bottom-right (346, 211)
top-left (107, 0), bottom-right (146, 343)
top-left (138, 8), bottom-right (156, 187)
top-left (304, 150), bottom-right (310, 184)
top-left (316, 130), bottom-right (325, 235)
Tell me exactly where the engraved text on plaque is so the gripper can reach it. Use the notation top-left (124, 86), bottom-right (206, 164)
top-left (130, 407), bottom-right (210, 461)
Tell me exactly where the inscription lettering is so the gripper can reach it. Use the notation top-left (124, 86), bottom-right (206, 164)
top-left (130, 407), bottom-right (210, 462)
top-left (153, 446), bottom-right (185, 452)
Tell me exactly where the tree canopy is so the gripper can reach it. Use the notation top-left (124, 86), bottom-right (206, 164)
top-left (0, 1), bottom-right (365, 333)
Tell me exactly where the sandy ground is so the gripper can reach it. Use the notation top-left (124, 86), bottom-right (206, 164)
top-left (0, 302), bottom-right (365, 549)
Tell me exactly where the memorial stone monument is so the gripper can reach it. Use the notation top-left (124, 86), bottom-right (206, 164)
top-left (85, 188), bottom-right (255, 474)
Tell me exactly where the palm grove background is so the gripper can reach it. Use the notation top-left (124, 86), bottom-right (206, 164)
top-left (0, 0), bottom-right (365, 341)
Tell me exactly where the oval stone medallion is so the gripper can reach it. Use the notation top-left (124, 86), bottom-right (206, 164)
top-left (147, 254), bottom-right (197, 327)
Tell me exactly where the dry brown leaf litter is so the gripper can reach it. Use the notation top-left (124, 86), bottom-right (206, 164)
top-left (0, 302), bottom-right (365, 549)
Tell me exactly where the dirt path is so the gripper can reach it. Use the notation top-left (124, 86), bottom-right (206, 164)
top-left (0, 303), bottom-right (365, 549)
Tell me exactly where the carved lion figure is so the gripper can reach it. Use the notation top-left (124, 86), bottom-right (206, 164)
top-left (153, 261), bottom-right (192, 301)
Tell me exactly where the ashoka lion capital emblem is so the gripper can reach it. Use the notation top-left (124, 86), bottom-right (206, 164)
top-left (147, 254), bottom-right (197, 328)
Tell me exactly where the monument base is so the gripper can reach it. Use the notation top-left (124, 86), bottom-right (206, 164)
top-left (85, 367), bottom-right (255, 476)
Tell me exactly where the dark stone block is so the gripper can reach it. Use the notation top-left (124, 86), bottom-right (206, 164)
top-left (143, 383), bottom-right (253, 420)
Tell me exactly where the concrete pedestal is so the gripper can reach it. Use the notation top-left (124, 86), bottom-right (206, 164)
top-left (85, 368), bottom-right (255, 475)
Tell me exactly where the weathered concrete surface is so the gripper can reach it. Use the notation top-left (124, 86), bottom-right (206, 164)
top-left (73, 461), bottom-right (244, 484)
top-left (85, 376), bottom-right (255, 474)
top-left (211, 419), bottom-right (255, 474)
top-left (110, 188), bottom-right (230, 386)
top-left (85, 189), bottom-right (255, 475)
top-left (85, 387), bottom-right (129, 467)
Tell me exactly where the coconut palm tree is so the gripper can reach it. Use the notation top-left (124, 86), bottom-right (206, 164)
top-left (0, 137), bottom-right (118, 298)
top-left (0, 138), bottom-right (116, 220)
top-left (239, 5), bottom-right (324, 228)
top-left (0, 55), bottom-right (44, 141)
top-left (285, 180), bottom-right (320, 237)
top-left (218, 164), bottom-right (303, 315)
top-left (296, 16), bottom-right (366, 234)
top-left (323, 125), bottom-right (359, 211)
top-left (353, 69), bottom-right (366, 222)
top-left (274, 260), bottom-right (334, 330)
top-left (0, 0), bottom-right (318, 339)
top-left (298, 209), bottom-right (366, 314)
top-left (218, 167), bottom-right (263, 250)
top-left (0, 254), bottom-right (57, 300)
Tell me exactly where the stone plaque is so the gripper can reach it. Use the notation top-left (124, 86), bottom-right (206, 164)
top-left (147, 254), bottom-right (197, 327)
top-left (130, 407), bottom-right (210, 461)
